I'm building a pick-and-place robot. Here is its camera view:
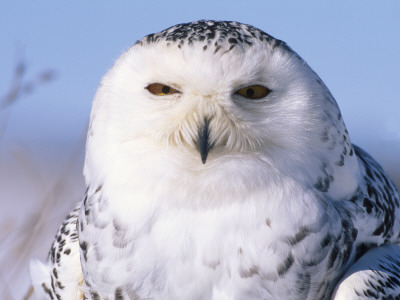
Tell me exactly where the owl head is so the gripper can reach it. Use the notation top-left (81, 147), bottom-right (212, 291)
top-left (84, 20), bottom-right (360, 202)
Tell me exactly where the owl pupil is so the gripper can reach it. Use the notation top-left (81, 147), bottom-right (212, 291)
top-left (162, 86), bottom-right (171, 94)
top-left (246, 88), bottom-right (254, 97)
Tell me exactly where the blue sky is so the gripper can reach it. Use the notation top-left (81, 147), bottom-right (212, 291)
top-left (1, 1), bottom-right (399, 172)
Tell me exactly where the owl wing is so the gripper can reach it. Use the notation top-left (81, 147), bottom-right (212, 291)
top-left (30, 204), bottom-right (84, 300)
top-left (350, 145), bottom-right (400, 249)
top-left (332, 243), bottom-right (400, 299)
top-left (333, 145), bottom-right (400, 298)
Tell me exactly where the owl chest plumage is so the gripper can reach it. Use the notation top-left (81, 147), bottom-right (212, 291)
top-left (78, 175), bottom-right (357, 300)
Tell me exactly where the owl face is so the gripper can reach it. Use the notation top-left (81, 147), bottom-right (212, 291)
top-left (89, 22), bottom-right (329, 160)
top-left (85, 21), bottom-right (357, 199)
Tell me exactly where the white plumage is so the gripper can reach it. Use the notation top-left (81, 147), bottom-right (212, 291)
top-left (31, 20), bottom-right (400, 299)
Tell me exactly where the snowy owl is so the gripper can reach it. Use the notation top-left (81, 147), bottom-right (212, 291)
top-left (30, 20), bottom-right (400, 299)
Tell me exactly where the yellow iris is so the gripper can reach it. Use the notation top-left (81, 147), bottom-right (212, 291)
top-left (146, 83), bottom-right (180, 96)
top-left (236, 85), bottom-right (270, 99)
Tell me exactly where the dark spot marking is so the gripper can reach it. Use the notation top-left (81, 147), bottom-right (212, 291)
top-left (113, 219), bottom-right (124, 232)
top-left (321, 234), bottom-right (332, 248)
top-left (288, 226), bottom-right (310, 245)
top-left (321, 128), bottom-right (329, 142)
top-left (80, 241), bottom-right (88, 261)
top-left (80, 241), bottom-right (87, 251)
top-left (214, 45), bottom-right (222, 54)
top-left (341, 219), bottom-right (350, 230)
top-left (50, 276), bottom-right (55, 292)
top-left (95, 185), bottom-right (102, 193)
top-left (56, 280), bottom-right (65, 290)
top-left (314, 175), bottom-right (334, 193)
top-left (115, 287), bottom-right (124, 300)
top-left (373, 222), bottom-right (385, 236)
top-left (42, 283), bottom-right (54, 299)
top-left (52, 267), bottom-right (58, 279)
top-left (335, 154), bottom-right (345, 166)
top-left (352, 228), bottom-right (358, 240)
top-left (91, 291), bottom-right (100, 300)
top-left (363, 198), bottom-right (374, 214)
top-left (50, 246), bottom-right (56, 264)
top-left (327, 245), bottom-right (339, 269)
top-left (240, 265), bottom-right (259, 278)
top-left (228, 37), bottom-right (237, 44)
top-left (277, 252), bottom-right (294, 276)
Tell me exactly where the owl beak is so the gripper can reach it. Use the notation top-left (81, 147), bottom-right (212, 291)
top-left (196, 117), bottom-right (213, 164)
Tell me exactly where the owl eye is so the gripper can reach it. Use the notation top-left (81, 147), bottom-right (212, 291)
top-left (235, 85), bottom-right (270, 100)
top-left (146, 83), bottom-right (180, 96)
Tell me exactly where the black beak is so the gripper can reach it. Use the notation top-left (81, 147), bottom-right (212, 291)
top-left (196, 117), bottom-right (213, 164)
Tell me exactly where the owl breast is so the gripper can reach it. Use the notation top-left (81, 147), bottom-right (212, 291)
top-left (79, 177), bottom-right (357, 300)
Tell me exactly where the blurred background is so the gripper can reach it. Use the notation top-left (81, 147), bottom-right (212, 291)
top-left (1, 1), bottom-right (399, 299)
